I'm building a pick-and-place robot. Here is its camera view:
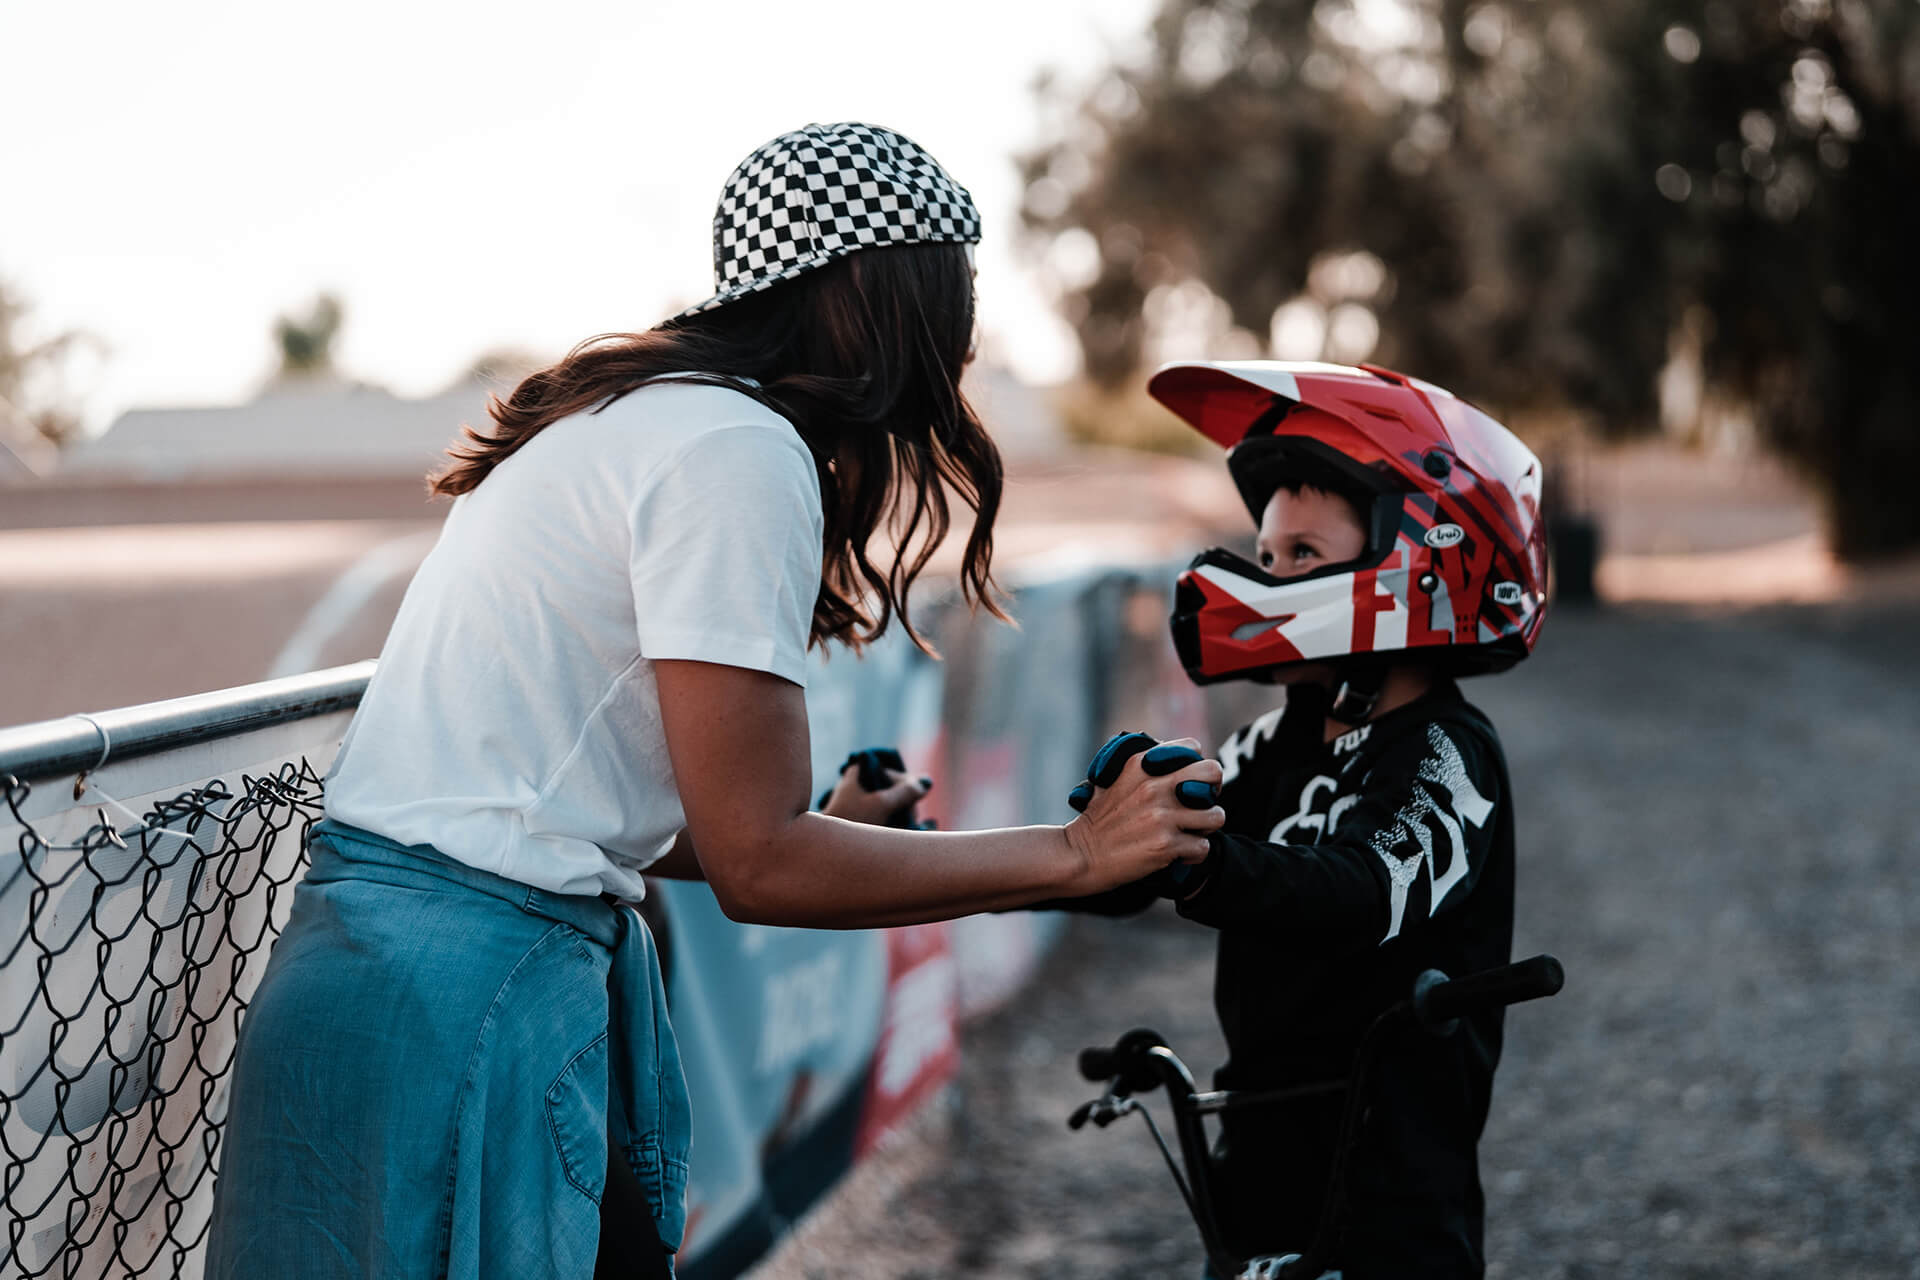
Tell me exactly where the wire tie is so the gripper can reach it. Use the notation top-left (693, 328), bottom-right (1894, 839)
top-left (79, 781), bottom-right (198, 846)
top-left (96, 809), bottom-right (129, 850)
top-left (73, 714), bottom-right (113, 773)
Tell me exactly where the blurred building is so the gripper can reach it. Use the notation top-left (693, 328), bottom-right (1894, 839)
top-left (1, 366), bottom-right (1064, 531)
top-left (61, 375), bottom-right (487, 482)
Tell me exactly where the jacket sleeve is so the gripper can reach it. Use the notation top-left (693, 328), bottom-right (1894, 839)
top-left (1176, 719), bottom-right (1501, 951)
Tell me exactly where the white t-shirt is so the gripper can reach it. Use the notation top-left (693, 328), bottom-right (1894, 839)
top-left (324, 378), bottom-right (824, 899)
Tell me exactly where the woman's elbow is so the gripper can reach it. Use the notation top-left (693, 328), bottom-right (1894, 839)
top-left (708, 878), bottom-right (771, 924)
top-left (698, 839), bottom-right (791, 925)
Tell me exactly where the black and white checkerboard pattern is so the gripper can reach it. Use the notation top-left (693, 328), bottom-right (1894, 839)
top-left (683, 122), bottom-right (981, 316)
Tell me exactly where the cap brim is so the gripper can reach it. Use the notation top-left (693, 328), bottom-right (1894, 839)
top-left (668, 254), bottom-right (828, 323)
top-left (668, 233), bottom-right (982, 325)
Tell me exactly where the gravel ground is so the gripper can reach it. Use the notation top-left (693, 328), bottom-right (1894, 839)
top-left (751, 600), bottom-right (1920, 1279)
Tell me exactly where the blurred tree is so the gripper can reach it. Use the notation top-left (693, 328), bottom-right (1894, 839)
top-left (1026, 0), bottom-right (1920, 557)
top-left (1020, 0), bottom-right (1600, 406)
top-left (0, 279), bottom-right (90, 457)
top-left (1624, 0), bottom-right (1920, 557)
top-left (273, 292), bottom-right (344, 379)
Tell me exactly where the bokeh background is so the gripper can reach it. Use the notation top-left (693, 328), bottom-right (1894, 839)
top-left (3, 1), bottom-right (1917, 1277)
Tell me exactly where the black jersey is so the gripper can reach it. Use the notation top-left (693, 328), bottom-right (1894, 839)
top-left (1179, 678), bottom-right (1515, 1279)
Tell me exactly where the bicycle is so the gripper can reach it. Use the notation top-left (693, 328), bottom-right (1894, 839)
top-left (1068, 953), bottom-right (1565, 1280)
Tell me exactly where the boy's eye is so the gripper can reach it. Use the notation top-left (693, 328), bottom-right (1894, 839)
top-left (1293, 544), bottom-right (1320, 563)
top-left (1259, 550), bottom-right (1275, 569)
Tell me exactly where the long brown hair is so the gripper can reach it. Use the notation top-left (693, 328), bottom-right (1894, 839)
top-left (433, 242), bottom-right (1004, 652)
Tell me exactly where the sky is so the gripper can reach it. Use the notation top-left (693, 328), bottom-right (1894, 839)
top-left (2, 0), bottom-right (1159, 432)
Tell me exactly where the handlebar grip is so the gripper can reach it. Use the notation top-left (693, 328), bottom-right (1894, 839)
top-left (1414, 955), bottom-right (1564, 1032)
top-left (1078, 1045), bottom-right (1119, 1082)
top-left (1067, 781), bottom-right (1095, 813)
top-left (1077, 1027), bottom-right (1169, 1083)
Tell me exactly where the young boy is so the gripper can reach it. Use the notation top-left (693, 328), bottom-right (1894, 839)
top-left (1075, 362), bottom-right (1549, 1278)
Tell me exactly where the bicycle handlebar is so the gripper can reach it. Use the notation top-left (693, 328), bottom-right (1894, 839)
top-left (1078, 1027), bottom-right (1170, 1087)
top-left (1412, 954), bottom-right (1564, 1033)
top-left (1078, 957), bottom-right (1564, 1095)
top-left (1070, 953), bottom-right (1565, 1280)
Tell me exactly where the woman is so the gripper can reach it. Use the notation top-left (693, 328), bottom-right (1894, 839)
top-left (206, 122), bottom-right (1221, 1279)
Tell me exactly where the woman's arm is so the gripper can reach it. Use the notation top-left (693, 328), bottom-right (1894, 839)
top-left (643, 766), bottom-right (927, 881)
top-left (654, 659), bottom-right (1222, 929)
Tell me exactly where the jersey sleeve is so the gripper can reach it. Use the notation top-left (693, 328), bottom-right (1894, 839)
top-left (1176, 718), bottom-right (1502, 951)
top-left (627, 422), bottom-right (825, 687)
top-left (1214, 704), bottom-right (1291, 837)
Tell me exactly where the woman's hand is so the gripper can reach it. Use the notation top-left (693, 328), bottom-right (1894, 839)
top-left (821, 764), bottom-right (930, 827)
top-left (1062, 737), bottom-right (1224, 895)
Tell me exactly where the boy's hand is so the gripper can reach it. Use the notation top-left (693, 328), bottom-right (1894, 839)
top-left (1069, 732), bottom-right (1221, 813)
top-left (820, 747), bottom-right (934, 828)
top-left (1061, 737), bottom-right (1224, 895)
top-left (1067, 732), bottom-right (1223, 897)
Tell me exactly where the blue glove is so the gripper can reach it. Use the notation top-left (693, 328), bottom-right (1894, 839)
top-left (1066, 733), bottom-right (1219, 896)
top-left (1067, 733), bottom-right (1218, 812)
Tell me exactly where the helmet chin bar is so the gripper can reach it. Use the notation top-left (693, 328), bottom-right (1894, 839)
top-left (1170, 544), bottom-right (1399, 689)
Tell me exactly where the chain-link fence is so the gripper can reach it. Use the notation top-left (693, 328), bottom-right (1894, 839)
top-left (0, 668), bottom-right (365, 1280)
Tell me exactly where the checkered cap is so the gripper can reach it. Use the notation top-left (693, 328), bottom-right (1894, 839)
top-left (675, 122), bottom-right (982, 319)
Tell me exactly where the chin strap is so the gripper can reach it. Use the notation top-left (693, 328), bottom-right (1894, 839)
top-left (1328, 661), bottom-right (1389, 726)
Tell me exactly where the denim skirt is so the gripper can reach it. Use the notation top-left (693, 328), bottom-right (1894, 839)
top-left (205, 819), bottom-right (690, 1280)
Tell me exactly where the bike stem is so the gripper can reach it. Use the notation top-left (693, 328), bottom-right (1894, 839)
top-left (1271, 1000), bottom-right (1410, 1280)
top-left (1145, 1003), bottom-right (1404, 1280)
top-left (1116, 1046), bottom-right (1237, 1278)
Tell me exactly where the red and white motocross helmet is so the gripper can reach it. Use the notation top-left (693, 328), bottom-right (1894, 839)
top-left (1149, 360), bottom-right (1549, 685)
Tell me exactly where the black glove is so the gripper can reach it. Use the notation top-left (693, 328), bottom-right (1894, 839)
top-left (819, 746), bottom-right (937, 829)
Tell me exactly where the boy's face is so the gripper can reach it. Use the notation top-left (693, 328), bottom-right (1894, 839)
top-left (1256, 485), bottom-right (1368, 580)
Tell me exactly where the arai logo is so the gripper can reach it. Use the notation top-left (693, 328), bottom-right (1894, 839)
top-left (1493, 582), bottom-right (1524, 606)
top-left (1424, 523), bottom-right (1465, 549)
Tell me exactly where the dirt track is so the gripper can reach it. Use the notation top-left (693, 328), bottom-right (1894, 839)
top-left (753, 599), bottom-right (1920, 1279)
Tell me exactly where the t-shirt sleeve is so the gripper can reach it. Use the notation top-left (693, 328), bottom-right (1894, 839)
top-left (627, 422), bottom-right (824, 687)
top-left (1177, 718), bottom-right (1502, 951)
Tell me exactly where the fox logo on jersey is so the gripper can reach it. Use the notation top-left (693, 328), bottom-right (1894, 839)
top-left (1370, 725), bottom-right (1494, 942)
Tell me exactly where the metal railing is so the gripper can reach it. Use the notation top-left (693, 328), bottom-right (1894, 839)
top-left (2, 667), bottom-right (374, 1278)
top-left (0, 661), bottom-right (374, 785)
